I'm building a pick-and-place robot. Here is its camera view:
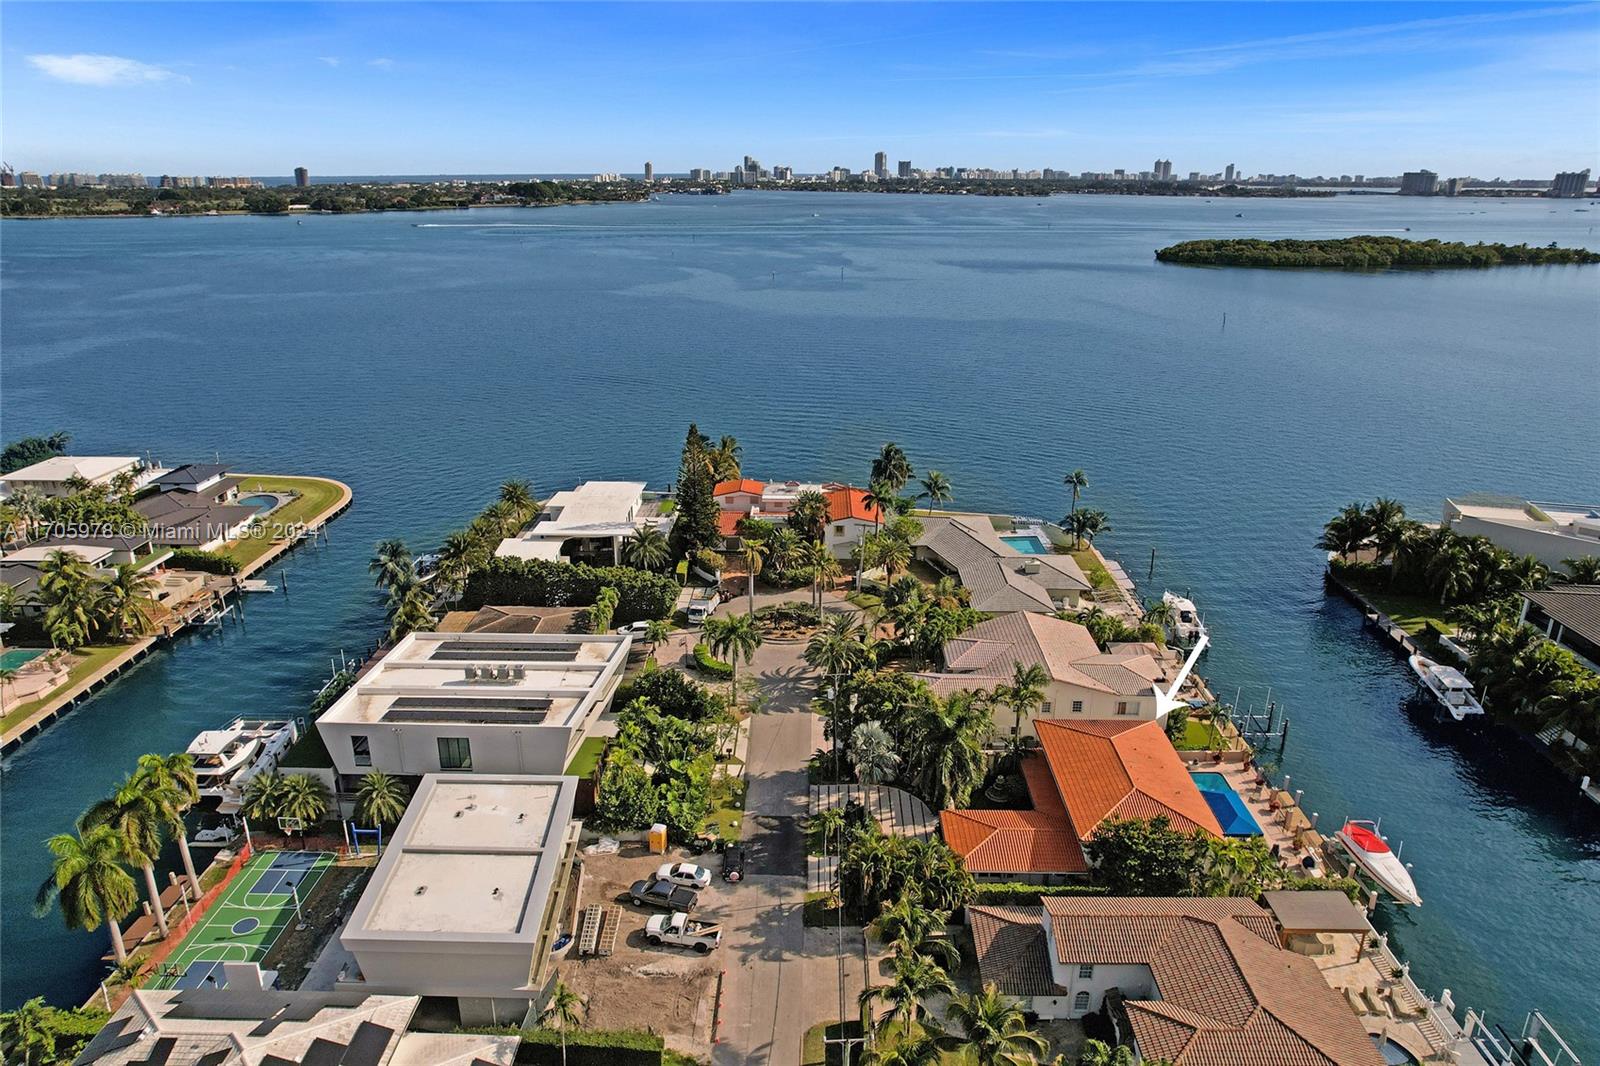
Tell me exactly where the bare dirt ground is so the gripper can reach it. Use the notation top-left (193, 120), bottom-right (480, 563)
top-left (554, 842), bottom-right (732, 1059)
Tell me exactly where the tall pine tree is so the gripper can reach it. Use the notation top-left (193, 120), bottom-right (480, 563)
top-left (671, 423), bottom-right (720, 560)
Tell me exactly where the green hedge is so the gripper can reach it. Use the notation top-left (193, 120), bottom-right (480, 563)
top-left (461, 1026), bottom-right (663, 1066)
top-left (968, 882), bottom-right (1107, 907)
top-left (168, 547), bottom-right (241, 575)
top-left (692, 643), bottom-right (733, 679)
top-left (615, 665), bottom-right (724, 721)
top-left (460, 557), bottom-right (677, 623)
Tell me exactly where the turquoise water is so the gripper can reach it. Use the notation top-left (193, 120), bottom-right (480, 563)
top-left (238, 493), bottom-right (279, 513)
top-left (1000, 534), bottom-right (1051, 554)
top-left (1190, 771), bottom-right (1264, 837)
top-left (2, 193), bottom-right (1597, 1050)
top-left (0, 649), bottom-right (46, 670)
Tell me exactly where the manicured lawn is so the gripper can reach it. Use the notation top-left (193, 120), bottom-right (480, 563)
top-left (703, 773), bottom-right (746, 841)
top-left (1174, 717), bottom-right (1225, 751)
top-left (801, 1020), bottom-right (867, 1066)
top-left (1333, 567), bottom-right (1458, 636)
top-left (218, 475), bottom-right (347, 570)
top-left (563, 736), bottom-right (608, 778)
top-left (1069, 548), bottom-right (1117, 591)
top-left (133, 549), bottom-right (172, 572)
top-left (0, 644), bottom-right (132, 735)
top-left (845, 591), bottom-right (882, 611)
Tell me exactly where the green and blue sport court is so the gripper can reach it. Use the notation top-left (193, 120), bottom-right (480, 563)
top-left (148, 850), bottom-right (333, 991)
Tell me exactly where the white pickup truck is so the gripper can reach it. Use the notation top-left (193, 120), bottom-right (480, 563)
top-left (644, 911), bottom-right (723, 953)
top-left (686, 590), bottom-right (720, 625)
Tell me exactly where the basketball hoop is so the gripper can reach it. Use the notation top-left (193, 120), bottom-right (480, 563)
top-left (278, 816), bottom-right (305, 834)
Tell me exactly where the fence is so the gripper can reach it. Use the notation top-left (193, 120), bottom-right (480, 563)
top-left (137, 841), bottom-right (255, 973)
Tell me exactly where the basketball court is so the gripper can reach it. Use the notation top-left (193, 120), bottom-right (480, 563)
top-left (148, 850), bottom-right (334, 991)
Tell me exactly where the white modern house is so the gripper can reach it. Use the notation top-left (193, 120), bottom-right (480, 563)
top-left (913, 515), bottom-right (1090, 613)
top-left (340, 773), bottom-right (580, 1027)
top-left (494, 481), bottom-right (671, 565)
top-left (1442, 496), bottom-right (1600, 569)
top-left (314, 630), bottom-right (632, 787)
top-left (0, 455), bottom-right (143, 498)
top-left (916, 612), bottom-right (1205, 728)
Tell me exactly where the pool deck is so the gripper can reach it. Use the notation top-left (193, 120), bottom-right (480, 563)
top-left (1183, 755), bottom-right (1327, 867)
top-left (0, 474), bottom-right (352, 755)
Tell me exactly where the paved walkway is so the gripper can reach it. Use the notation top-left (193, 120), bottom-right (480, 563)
top-left (807, 785), bottom-right (936, 894)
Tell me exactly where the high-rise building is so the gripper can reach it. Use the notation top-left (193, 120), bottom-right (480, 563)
top-left (1399, 170), bottom-right (1439, 196)
top-left (772, 165), bottom-right (793, 182)
top-left (1152, 159), bottom-right (1173, 181)
top-left (294, 166), bottom-right (310, 187)
top-left (0, 167), bottom-right (13, 187)
top-left (874, 151), bottom-right (888, 179)
top-left (19, 171), bottom-right (42, 187)
top-left (1224, 163), bottom-right (1236, 182)
top-left (897, 160), bottom-right (912, 179)
top-left (1550, 170), bottom-right (1592, 198)
top-left (643, 161), bottom-right (654, 183)
top-left (1443, 177), bottom-right (1467, 197)
top-left (688, 168), bottom-right (709, 182)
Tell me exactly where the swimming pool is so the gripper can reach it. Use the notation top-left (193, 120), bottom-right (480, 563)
top-left (1001, 534), bottom-right (1051, 554)
top-left (0, 649), bottom-right (45, 671)
top-left (1190, 772), bottom-right (1263, 836)
top-left (239, 493), bottom-right (280, 514)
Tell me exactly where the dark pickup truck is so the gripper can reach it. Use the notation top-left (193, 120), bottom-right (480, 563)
top-left (628, 878), bottom-right (699, 912)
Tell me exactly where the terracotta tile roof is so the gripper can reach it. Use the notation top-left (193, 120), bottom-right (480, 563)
top-left (940, 809), bottom-right (1086, 873)
top-left (826, 486), bottom-right (881, 524)
top-left (1036, 719), bottom-right (1223, 839)
top-left (967, 906), bottom-right (1064, 997)
top-left (717, 511), bottom-right (744, 537)
top-left (1040, 898), bottom-right (1384, 1066)
top-left (713, 479), bottom-right (766, 496)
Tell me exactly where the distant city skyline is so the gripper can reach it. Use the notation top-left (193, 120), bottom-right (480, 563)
top-left (2, 2), bottom-right (1596, 176)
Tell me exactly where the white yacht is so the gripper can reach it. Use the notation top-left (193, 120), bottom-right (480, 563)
top-left (187, 718), bottom-right (300, 806)
top-left (1161, 591), bottom-right (1209, 649)
top-left (1408, 654), bottom-right (1485, 722)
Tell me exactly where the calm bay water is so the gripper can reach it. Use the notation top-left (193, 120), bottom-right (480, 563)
top-left (2, 192), bottom-right (1597, 1046)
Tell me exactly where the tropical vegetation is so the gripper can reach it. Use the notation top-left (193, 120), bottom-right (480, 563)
top-left (0, 997), bottom-right (107, 1066)
top-left (1158, 236), bottom-right (1600, 270)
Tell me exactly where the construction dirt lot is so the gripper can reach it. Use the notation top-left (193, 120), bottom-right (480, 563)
top-left (553, 842), bottom-right (735, 1060)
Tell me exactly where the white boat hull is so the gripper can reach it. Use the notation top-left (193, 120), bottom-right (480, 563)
top-left (1337, 826), bottom-right (1422, 906)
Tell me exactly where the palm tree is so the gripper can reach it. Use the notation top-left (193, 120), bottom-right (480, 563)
top-left (904, 691), bottom-right (989, 809)
top-left (871, 443), bottom-right (914, 495)
top-left (790, 490), bottom-right (830, 541)
top-left (740, 540), bottom-right (767, 614)
top-left (81, 771), bottom-right (176, 938)
top-left (863, 480), bottom-right (896, 531)
top-left (807, 541), bottom-right (842, 611)
top-left (1427, 538), bottom-right (1473, 605)
top-left (8, 486), bottom-right (45, 542)
top-left (1365, 498), bottom-right (1409, 564)
top-left (499, 479), bottom-right (536, 521)
top-left (1002, 661), bottom-right (1048, 742)
top-left (860, 951), bottom-right (955, 1031)
top-left (916, 471), bottom-right (952, 514)
top-left (851, 721), bottom-right (900, 785)
top-left (871, 896), bottom-right (958, 969)
top-left (240, 771), bottom-right (287, 824)
top-left (623, 526), bottom-right (671, 571)
top-left (863, 1033), bottom-right (944, 1066)
top-left (711, 436), bottom-right (742, 482)
top-left (35, 825), bottom-right (139, 965)
top-left (1316, 503), bottom-right (1370, 560)
top-left (1067, 509), bottom-right (1109, 550)
top-left (877, 536), bottom-right (913, 584)
top-left (706, 613), bottom-right (764, 703)
top-left (1, 997), bottom-right (56, 1066)
top-left (354, 771), bottom-right (410, 828)
top-left (1062, 468), bottom-right (1089, 526)
top-left (102, 564), bottom-right (160, 638)
top-left (276, 774), bottom-right (331, 835)
top-left (1500, 554), bottom-right (1550, 595)
top-left (368, 539), bottom-right (412, 589)
top-left (133, 753), bottom-right (202, 895)
top-left (806, 613), bottom-right (869, 679)
top-left (435, 529), bottom-right (481, 598)
top-left (0, 666), bottom-right (18, 711)
top-left (37, 549), bottom-right (102, 650)
top-left (766, 527), bottom-right (803, 577)
top-left (642, 618), bottom-right (673, 660)
top-left (1557, 556), bottom-right (1600, 585)
top-left (928, 576), bottom-right (966, 610)
top-left (945, 983), bottom-right (1049, 1066)
top-left (539, 978), bottom-right (587, 1066)
top-left (386, 566), bottom-right (437, 642)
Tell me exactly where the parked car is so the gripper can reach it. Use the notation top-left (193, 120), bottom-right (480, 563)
top-left (628, 878), bottom-right (699, 912)
top-left (722, 846), bottom-right (747, 883)
top-left (617, 620), bottom-right (653, 635)
top-left (645, 912), bottom-right (722, 953)
top-left (656, 861), bottom-right (713, 890)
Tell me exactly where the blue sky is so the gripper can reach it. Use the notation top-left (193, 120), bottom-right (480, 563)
top-left (3, 2), bottom-right (1596, 177)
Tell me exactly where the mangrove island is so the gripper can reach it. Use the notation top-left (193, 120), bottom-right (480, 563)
top-left (1154, 236), bottom-right (1600, 270)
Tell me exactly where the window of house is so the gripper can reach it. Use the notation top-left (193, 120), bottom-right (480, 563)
top-left (833, 525), bottom-right (845, 536)
top-left (351, 735), bottom-right (371, 767)
top-left (1071, 700), bottom-right (1084, 714)
top-left (1116, 701), bottom-right (1130, 715)
top-left (1078, 964), bottom-right (1094, 979)
top-left (437, 737), bottom-right (472, 769)
top-left (1074, 991), bottom-right (1091, 1011)
top-left (1041, 701), bottom-right (1052, 715)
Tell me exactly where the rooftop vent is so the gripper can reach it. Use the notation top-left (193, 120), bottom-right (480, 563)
top-left (492, 887), bottom-right (502, 898)
top-left (1022, 559), bottom-right (1041, 575)
top-left (414, 885), bottom-right (427, 896)
top-left (516, 812), bottom-right (526, 822)
top-left (454, 810), bottom-right (464, 818)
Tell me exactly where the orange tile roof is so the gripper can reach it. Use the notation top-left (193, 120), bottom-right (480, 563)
top-left (825, 486), bottom-right (881, 524)
top-left (1036, 718), bottom-right (1223, 839)
top-left (717, 511), bottom-right (744, 537)
top-left (940, 808), bottom-right (1086, 873)
top-left (713, 479), bottom-right (766, 496)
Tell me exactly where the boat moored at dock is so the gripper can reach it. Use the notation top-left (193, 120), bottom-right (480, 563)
top-left (1161, 590), bottom-right (1209, 650)
top-left (1336, 819), bottom-right (1422, 907)
top-left (186, 717), bottom-right (300, 809)
top-left (1408, 653), bottom-right (1485, 722)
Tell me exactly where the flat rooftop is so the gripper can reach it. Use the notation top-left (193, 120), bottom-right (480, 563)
top-left (345, 774), bottom-right (575, 946)
top-left (318, 630), bottom-right (631, 729)
top-left (0, 455), bottom-right (137, 484)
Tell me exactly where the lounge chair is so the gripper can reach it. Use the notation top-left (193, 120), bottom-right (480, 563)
top-left (1361, 986), bottom-right (1394, 1019)
top-left (1344, 987), bottom-right (1368, 1015)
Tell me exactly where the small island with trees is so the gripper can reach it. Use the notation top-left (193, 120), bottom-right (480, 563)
top-left (1155, 236), bottom-right (1600, 270)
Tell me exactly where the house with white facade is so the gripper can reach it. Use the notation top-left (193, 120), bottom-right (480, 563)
top-left (132, 492), bottom-right (257, 551)
top-left (713, 478), bottom-right (882, 559)
top-left (916, 612), bottom-right (1196, 727)
top-left (340, 773), bottom-right (580, 1027)
top-left (913, 515), bottom-right (1090, 612)
top-left (0, 455), bottom-right (143, 498)
top-left (1442, 496), bottom-right (1600, 569)
top-left (495, 481), bottom-right (672, 565)
top-left (967, 897), bottom-right (1385, 1065)
top-left (314, 630), bottom-right (631, 787)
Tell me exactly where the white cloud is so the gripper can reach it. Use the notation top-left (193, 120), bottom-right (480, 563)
top-left (367, 57), bottom-right (395, 69)
top-left (318, 56), bottom-right (341, 67)
top-left (26, 53), bottom-right (183, 86)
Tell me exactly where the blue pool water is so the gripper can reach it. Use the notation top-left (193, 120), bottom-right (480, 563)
top-left (238, 493), bottom-right (279, 513)
top-left (1191, 772), bottom-right (1263, 837)
top-left (0, 649), bottom-right (46, 670)
top-left (1000, 534), bottom-right (1051, 554)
